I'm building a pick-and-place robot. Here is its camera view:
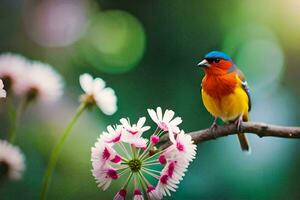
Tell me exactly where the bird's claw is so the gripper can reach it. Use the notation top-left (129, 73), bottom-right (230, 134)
top-left (209, 121), bottom-right (218, 139)
top-left (235, 116), bottom-right (243, 132)
top-left (210, 122), bottom-right (218, 130)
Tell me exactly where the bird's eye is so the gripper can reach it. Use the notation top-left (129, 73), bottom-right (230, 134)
top-left (214, 58), bottom-right (220, 63)
top-left (206, 58), bottom-right (213, 64)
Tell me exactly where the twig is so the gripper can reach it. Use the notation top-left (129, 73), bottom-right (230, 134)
top-left (160, 121), bottom-right (300, 149)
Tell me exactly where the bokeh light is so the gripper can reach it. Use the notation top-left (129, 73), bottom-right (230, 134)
top-left (24, 0), bottom-right (89, 48)
top-left (235, 39), bottom-right (284, 88)
top-left (223, 24), bottom-right (285, 89)
top-left (276, 0), bottom-right (300, 49)
top-left (81, 10), bottom-right (146, 74)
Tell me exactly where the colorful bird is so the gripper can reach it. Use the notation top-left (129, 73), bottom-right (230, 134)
top-left (197, 51), bottom-right (251, 151)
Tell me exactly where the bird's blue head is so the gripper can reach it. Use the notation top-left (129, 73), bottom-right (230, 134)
top-left (197, 51), bottom-right (234, 74)
top-left (204, 51), bottom-right (232, 61)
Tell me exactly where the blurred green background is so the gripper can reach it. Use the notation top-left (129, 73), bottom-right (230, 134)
top-left (1, 0), bottom-right (300, 199)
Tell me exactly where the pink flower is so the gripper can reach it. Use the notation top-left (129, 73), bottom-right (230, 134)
top-left (120, 117), bottom-right (150, 136)
top-left (150, 135), bottom-right (160, 145)
top-left (167, 130), bottom-right (197, 164)
top-left (91, 139), bottom-right (120, 170)
top-left (146, 185), bottom-right (161, 200)
top-left (133, 188), bottom-right (144, 200)
top-left (113, 189), bottom-right (127, 200)
top-left (0, 53), bottom-right (64, 102)
top-left (0, 53), bottom-right (27, 93)
top-left (147, 107), bottom-right (182, 133)
top-left (102, 125), bottom-right (124, 143)
top-left (0, 140), bottom-right (26, 180)
top-left (120, 117), bottom-right (150, 148)
top-left (16, 61), bottom-right (64, 102)
top-left (92, 165), bottom-right (119, 190)
top-left (91, 111), bottom-right (197, 199)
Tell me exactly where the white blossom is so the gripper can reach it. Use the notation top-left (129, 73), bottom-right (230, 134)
top-left (80, 73), bottom-right (117, 115)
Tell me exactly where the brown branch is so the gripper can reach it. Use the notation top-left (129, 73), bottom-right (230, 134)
top-left (160, 121), bottom-right (300, 149)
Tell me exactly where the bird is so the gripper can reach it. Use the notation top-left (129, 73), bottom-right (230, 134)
top-left (197, 51), bottom-right (251, 152)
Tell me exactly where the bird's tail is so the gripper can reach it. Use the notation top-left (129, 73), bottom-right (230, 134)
top-left (237, 113), bottom-right (250, 152)
top-left (237, 133), bottom-right (250, 152)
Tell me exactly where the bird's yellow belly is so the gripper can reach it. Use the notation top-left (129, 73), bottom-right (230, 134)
top-left (201, 87), bottom-right (249, 121)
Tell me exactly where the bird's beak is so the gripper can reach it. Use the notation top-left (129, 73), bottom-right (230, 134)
top-left (197, 59), bottom-right (209, 68)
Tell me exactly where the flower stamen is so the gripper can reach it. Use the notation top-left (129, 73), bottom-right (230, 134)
top-left (128, 159), bottom-right (142, 172)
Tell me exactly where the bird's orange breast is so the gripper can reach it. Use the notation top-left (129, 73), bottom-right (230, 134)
top-left (202, 73), bottom-right (237, 100)
top-left (201, 73), bottom-right (249, 121)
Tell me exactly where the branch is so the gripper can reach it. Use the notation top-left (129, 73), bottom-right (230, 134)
top-left (160, 121), bottom-right (300, 149)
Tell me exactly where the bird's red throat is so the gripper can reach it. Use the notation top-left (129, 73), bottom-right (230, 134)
top-left (202, 73), bottom-right (237, 100)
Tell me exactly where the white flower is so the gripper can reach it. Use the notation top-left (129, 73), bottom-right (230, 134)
top-left (79, 73), bottom-right (117, 115)
top-left (120, 117), bottom-right (150, 148)
top-left (0, 53), bottom-right (27, 92)
top-left (16, 61), bottom-right (64, 102)
top-left (0, 79), bottom-right (6, 98)
top-left (147, 107), bottom-right (182, 133)
top-left (0, 140), bottom-right (25, 180)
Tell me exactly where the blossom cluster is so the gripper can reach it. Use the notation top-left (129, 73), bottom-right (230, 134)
top-left (0, 53), bottom-right (63, 102)
top-left (91, 107), bottom-right (197, 199)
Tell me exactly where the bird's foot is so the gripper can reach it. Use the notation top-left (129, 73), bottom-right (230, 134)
top-left (209, 119), bottom-right (218, 139)
top-left (209, 122), bottom-right (218, 130)
top-left (235, 115), bottom-right (243, 132)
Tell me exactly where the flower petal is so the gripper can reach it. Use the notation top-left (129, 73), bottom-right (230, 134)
top-left (168, 126), bottom-right (176, 144)
top-left (141, 126), bottom-right (151, 132)
top-left (147, 109), bottom-right (159, 123)
top-left (120, 118), bottom-right (130, 128)
top-left (0, 89), bottom-right (6, 98)
top-left (95, 87), bottom-right (117, 115)
top-left (79, 73), bottom-right (93, 94)
top-left (163, 110), bottom-right (175, 123)
top-left (93, 77), bottom-right (106, 94)
top-left (170, 117), bottom-right (182, 126)
top-left (157, 107), bottom-right (163, 121)
top-left (136, 117), bottom-right (146, 129)
top-left (107, 125), bottom-right (115, 134)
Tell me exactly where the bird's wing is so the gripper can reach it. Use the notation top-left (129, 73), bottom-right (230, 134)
top-left (234, 68), bottom-right (252, 112)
